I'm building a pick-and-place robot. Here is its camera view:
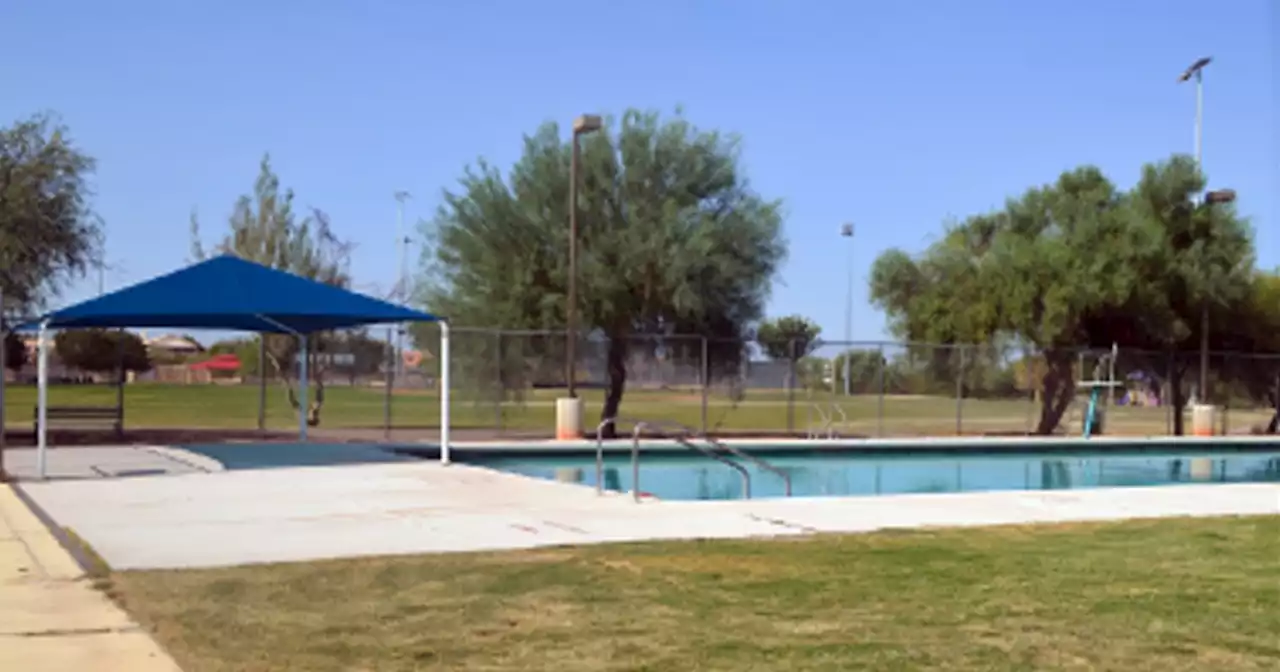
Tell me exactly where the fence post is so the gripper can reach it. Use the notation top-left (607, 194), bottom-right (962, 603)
top-left (1023, 347), bottom-right (1035, 434)
top-left (1219, 352), bottom-right (1229, 435)
top-left (876, 343), bottom-right (885, 437)
top-left (700, 337), bottom-right (709, 435)
top-left (1165, 350), bottom-right (1175, 435)
top-left (114, 330), bottom-right (125, 440)
top-left (383, 327), bottom-right (394, 440)
top-left (257, 336), bottom-right (268, 432)
top-left (495, 330), bottom-right (504, 433)
top-left (955, 344), bottom-right (966, 436)
top-left (786, 338), bottom-right (797, 434)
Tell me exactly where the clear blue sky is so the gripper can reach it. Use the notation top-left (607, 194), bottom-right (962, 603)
top-left (2, 0), bottom-right (1275, 343)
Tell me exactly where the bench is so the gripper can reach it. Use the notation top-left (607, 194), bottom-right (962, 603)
top-left (34, 406), bottom-right (124, 437)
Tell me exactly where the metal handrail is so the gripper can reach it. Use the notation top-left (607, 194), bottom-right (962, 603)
top-left (806, 404), bottom-right (830, 439)
top-left (701, 434), bottom-right (792, 497)
top-left (596, 417), bottom-right (792, 500)
top-left (828, 404), bottom-right (847, 438)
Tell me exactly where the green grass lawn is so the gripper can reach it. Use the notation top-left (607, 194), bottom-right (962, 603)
top-left (2, 382), bottom-right (1268, 435)
top-left (106, 516), bottom-right (1280, 671)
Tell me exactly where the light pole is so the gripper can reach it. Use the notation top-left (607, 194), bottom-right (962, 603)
top-left (1178, 57), bottom-right (1212, 399)
top-left (566, 114), bottom-right (602, 399)
top-left (394, 190), bottom-right (411, 383)
top-left (840, 223), bottom-right (854, 396)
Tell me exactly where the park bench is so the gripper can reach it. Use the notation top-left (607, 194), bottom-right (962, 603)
top-left (33, 405), bottom-right (124, 437)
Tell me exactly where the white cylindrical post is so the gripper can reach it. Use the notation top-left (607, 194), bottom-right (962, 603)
top-left (298, 335), bottom-right (308, 442)
top-left (555, 398), bottom-right (584, 440)
top-left (36, 321), bottom-right (49, 479)
top-left (440, 321), bottom-right (451, 464)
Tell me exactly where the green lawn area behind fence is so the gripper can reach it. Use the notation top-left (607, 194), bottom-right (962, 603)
top-left (2, 382), bottom-right (1271, 436)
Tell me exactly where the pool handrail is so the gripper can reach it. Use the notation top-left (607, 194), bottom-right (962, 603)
top-left (597, 416), bottom-right (700, 490)
top-left (806, 404), bottom-right (831, 439)
top-left (596, 417), bottom-right (791, 500)
top-left (700, 434), bottom-right (792, 497)
top-left (828, 403), bottom-right (847, 439)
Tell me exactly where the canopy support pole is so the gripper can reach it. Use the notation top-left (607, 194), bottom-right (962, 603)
top-left (440, 320), bottom-right (450, 464)
top-left (36, 320), bottom-right (49, 479)
top-left (254, 315), bottom-right (308, 443)
top-left (298, 335), bottom-right (309, 442)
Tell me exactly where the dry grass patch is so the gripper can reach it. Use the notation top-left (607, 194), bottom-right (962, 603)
top-left (108, 516), bottom-right (1280, 671)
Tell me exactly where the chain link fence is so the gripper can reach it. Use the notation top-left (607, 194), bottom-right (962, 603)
top-left (13, 327), bottom-right (1280, 439)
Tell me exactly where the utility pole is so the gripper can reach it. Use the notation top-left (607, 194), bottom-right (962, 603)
top-left (840, 223), bottom-right (854, 396)
top-left (1178, 56), bottom-right (1211, 400)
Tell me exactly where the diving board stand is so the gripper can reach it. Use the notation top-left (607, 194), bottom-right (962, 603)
top-left (1077, 380), bottom-right (1123, 438)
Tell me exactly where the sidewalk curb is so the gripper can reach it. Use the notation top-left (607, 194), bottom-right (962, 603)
top-left (8, 484), bottom-right (97, 578)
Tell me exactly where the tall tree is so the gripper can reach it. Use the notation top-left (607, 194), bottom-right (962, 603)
top-left (419, 109), bottom-right (786, 435)
top-left (190, 155), bottom-right (353, 426)
top-left (870, 156), bottom-right (1254, 434)
top-left (0, 113), bottom-right (104, 315)
top-left (1114, 155), bottom-right (1254, 433)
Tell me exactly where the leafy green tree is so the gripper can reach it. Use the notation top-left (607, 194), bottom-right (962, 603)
top-left (1115, 156), bottom-right (1254, 433)
top-left (870, 156), bottom-right (1254, 434)
top-left (0, 113), bottom-right (104, 314)
top-left (191, 155), bottom-right (352, 426)
top-left (54, 329), bottom-right (151, 374)
top-left (418, 109), bottom-right (786, 434)
top-left (756, 316), bottom-right (821, 362)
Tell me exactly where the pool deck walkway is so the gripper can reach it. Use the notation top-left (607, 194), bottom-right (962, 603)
top-left (0, 484), bottom-right (182, 671)
top-left (14, 454), bottom-right (1280, 571)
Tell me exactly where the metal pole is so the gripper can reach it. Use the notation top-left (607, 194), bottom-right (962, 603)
top-left (786, 339), bottom-right (796, 434)
top-left (394, 192), bottom-right (411, 385)
top-left (1107, 342), bottom-right (1118, 408)
top-left (841, 223), bottom-right (854, 396)
top-left (383, 327), bottom-right (393, 440)
top-left (1191, 65), bottom-right (1210, 400)
top-left (297, 335), bottom-right (308, 442)
top-left (954, 345), bottom-right (965, 436)
top-left (495, 330), bottom-right (503, 432)
top-left (257, 336), bottom-right (267, 431)
top-left (700, 336), bottom-right (709, 434)
top-left (876, 343), bottom-right (885, 437)
top-left (440, 320), bottom-right (451, 464)
top-left (1194, 70), bottom-right (1203, 167)
top-left (36, 321), bottom-right (49, 479)
top-left (114, 330), bottom-right (125, 440)
top-left (566, 134), bottom-right (581, 399)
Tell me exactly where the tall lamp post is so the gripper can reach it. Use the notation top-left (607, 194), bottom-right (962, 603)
top-left (394, 190), bottom-right (411, 383)
top-left (565, 114), bottom-right (602, 400)
top-left (840, 223), bottom-right (855, 396)
top-left (1177, 56), bottom-right (1213, 400)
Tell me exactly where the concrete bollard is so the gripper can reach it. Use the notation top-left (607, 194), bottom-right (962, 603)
top-left (555, 397), bottom-right (583, 440)
top-left (1191, 404), bottom-right (1216, 437)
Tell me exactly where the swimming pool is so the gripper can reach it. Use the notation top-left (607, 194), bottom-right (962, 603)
top-left (469, 450), bottom-right (1280, 501)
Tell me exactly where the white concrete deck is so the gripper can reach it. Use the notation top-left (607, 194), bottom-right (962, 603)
top-left (2, 445), bottom-right (221, 481)
top-left (17, 459), bottom-right (1280, 570)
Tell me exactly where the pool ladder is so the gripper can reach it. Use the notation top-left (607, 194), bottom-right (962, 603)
top-left (806, 403), bottom-right (847, 439)
top-left (595, 418), bottom-right (792, 502)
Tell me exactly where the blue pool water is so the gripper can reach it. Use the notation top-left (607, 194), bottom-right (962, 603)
top-left (470, 451), bottom-right (1280, 500)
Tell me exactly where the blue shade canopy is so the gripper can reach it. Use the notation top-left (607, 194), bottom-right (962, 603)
top-left (22, 255), bottom-right (441, 333)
